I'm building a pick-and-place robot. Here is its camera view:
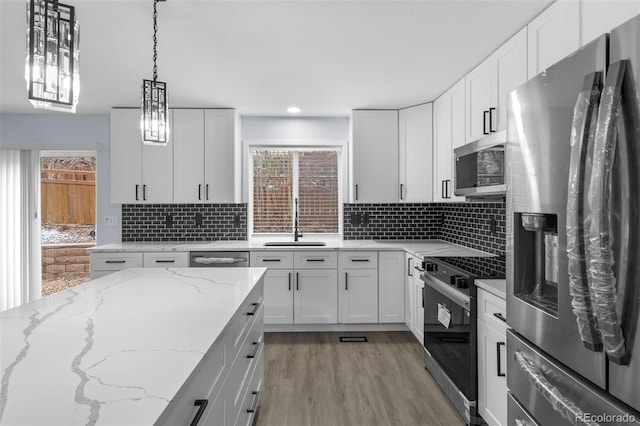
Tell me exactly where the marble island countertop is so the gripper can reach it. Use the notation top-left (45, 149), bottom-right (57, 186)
top-left (0, 267), bottom-right (267, 426)
top-left (88, 239), bottom-right (497, 258)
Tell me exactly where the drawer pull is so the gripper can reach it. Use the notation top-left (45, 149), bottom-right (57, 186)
top-left (288, 272), bottom-right (292, 291)
top-left (351, 258), bottom-right (370, 262)
top-left (247, 341), bottom-right (260, 359)
top-left (155, 259), bottom-right (175, 263)
top-left (306, 258), bottom-right (325, 262)
top-left (190, 399), bottom-right (208, 426)
top-left (246, 391), bottom-right (260, 413)
top-left (105, 260), bottom-right (126, 264)
top-left (247, 303), bottom-right (260, 316)
top-left (493, 312), bottom-right (507, 323)
top-left (262, 258), bottom-right (282, 262)
top-left (497, 341), bottom-right (506, 377)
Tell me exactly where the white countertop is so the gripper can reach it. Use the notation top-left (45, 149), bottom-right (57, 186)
top-left (87, 239), bottom-right (496, 258)
top-left (0, 267), bottom-right (267, 426)
top-left (475, 278), bottom-right (506, 299)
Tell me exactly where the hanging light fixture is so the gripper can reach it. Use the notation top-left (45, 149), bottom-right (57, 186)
top-left (25, 0), bottom-right (80, 112)
top-left (141, 0), bottom-right (169, 145)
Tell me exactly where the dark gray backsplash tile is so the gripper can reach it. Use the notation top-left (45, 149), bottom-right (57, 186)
top-left (122, 204), bottom-right (247, 242)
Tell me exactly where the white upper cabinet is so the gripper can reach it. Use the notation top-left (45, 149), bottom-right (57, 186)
top-left (466, 27), bottom-right (527, 142)
top-left (527, 0), bottom-right (580, 78)
top-left (351, 110), bottom-right (399, 203)
top-left (581, 0), bottom-right (640, 45)
top-left (399, 103), bottom-right (433, 202)
top-left (173, 109), bottom-right (237, 204)
top-left (434, 79), bottom-right (465, 202)
top-left (110, 108), bottom-right (173, 204)
top-left (494, 27), bottom-right (528, 132)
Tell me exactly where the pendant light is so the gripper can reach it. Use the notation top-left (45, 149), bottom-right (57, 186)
top-left (141, 0), bottom-right (169, 145)
top-left (25, 0), bottom-right (80, 112)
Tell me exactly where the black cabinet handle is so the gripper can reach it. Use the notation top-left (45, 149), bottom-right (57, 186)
top-left (135, 184), bottom-right (140, 201)
top-left (246, 391), bottom-right (259, 413)
top-left (306, 258), bottom-right (325, 262)
top-left (296, 272), bottom-right (299, 291)
top-left (483, 110), bottom-right (489, 135)
top-left (198, 184), bottom-right (202, 201)
top-left (414, 265), bottom-right (425, 273)
top-left (288, 272), bottom-right (292, 291)
top-left (205, 184), bottom-right (209, 201)
top-left (246, 303), bottom-right (259, 316)
top-left (355, 184), bottom-right (359, 201)
top-left (262, 258), bottom-right (282, 262)
top-left (247, 341), bottom-right (260, 359)
top-left (493, 312), bottom-right (507, 323)
top-left (441, 180), bottom-right (446, 199)
top-left (421, 286), bottom-right (425, 308)
top-left (143, 184), bottom-right (147, 201)
top-left (400, 183), bottom-right (404, 200)
top-left (444, 180), bottom-right (451, 199)
top-left (345, 272), bottom-right (348, 290)
top-left (497, 341), bottom-right (506, 377)
top-left (190, 399), bottom-right (208, 426)
top-left (155, 259), bottom-right (175, 263)
top-left (351, 259), bottom-right (370, 262)
top-left (408, 258), bottom-right (412, 277)
top-left (105, 260), bottom-right (126, 264)
top-left (489, 107), bottom-right (496, 132)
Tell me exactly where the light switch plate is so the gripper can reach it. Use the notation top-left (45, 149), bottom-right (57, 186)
top-left (103, 216), bottom-right (118, 226)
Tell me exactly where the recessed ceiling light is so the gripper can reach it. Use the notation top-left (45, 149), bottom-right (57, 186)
top-left (287, 106), bottom-right (301, 114)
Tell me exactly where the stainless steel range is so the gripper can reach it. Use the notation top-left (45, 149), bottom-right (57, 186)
top-left (421, 257), bottom-right (480, 425)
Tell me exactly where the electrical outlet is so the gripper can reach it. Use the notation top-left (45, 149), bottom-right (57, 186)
top-left (103, 216), bottom-right (118, 226)
top-left (195, 213), bottom-right (203, 227)
top-left (233, 213), bottom-right (241, 227)
top-left (165, 214), bottom-right (174, 228)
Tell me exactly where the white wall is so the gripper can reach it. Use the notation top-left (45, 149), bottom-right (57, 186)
top-left (0, 113), bottom-right (121, 245)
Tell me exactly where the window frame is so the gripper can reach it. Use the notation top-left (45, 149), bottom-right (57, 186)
top-left (245, 140), bottom-right (346, 240)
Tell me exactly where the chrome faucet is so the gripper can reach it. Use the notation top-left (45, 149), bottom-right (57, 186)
top-left (294, 197), bottom-right (303, 241)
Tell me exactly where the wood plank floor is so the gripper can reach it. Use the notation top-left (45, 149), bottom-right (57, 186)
top-left (253, 331), bottom-right (465, 426)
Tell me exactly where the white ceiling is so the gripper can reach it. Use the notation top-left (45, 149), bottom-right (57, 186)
top-left (0, 0), bottom-right (553, 117)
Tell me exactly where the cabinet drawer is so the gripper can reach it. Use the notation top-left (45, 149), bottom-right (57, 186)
top-left (229, 284), bottom-right (264, 353)
top-left (478, 288), bottom-right (507, 333)
top-left (294, 251), bottom-right (337, 269)
top-left (156, 331), bottom-right (230, 426)
top-left (340, 251), bottom-right (377, 269)
top-left (90, 252), bottom-right (142, 271)
top-left (234, 345), bottom-right (264, 426)
top-left (143, 252), bottom-right (189, 267)
top-left (250, 251), bottom-right (294, 269)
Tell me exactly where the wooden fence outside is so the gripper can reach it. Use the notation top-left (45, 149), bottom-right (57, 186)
top-left (41, 169), bottom-right (96, 225)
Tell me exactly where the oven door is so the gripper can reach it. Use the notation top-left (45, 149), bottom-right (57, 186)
top-left (423, 274), bottom-right (474, 401)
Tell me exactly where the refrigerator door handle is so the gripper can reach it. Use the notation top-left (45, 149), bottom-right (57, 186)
top-left (588, 60), bottom-right (632, 364)
top-left (566, 72), bottom-right (603, 352)
top-left (515, 351), bottom-right (595, 425)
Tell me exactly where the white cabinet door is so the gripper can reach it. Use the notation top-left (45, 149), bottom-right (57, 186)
top-left (405, 253), bottom-right (414, 331)
top-left (263, 269), bottom-right (294, 324)
top-left (582, 0), bottom-right (640, 45)
top-left (449, 80), bottom-right (467, 202)
top-left (433, 93), bottom-right (452, 202)
top-left (204, 109), bottom-right (236, 203)
top-left (478, 319), bottom-right (507, 426)
top-left (494, 27), bottom-right (528, 132)
top-left (339, 269), bottom-right (378, 323)
top-left (527, 0), bottom-right (580, 78)
top-left (378, 251), bottom-right (405, 323)
top-left (294, 269), bottom-right (338, 324)
top-left (111, 108), bottom-right (173, 204)
top-left (352, 110), bottom-right (399, 203)
top-left (465, 59), bottom-right (497, 143)
top-left (413, 273), bottom-right (424, 343)
top-left (399, 103), bottom-right (433, 202)
top-left (173, 109), bottom-right (205, 203)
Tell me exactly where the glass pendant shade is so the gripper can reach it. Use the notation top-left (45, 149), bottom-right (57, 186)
top-left (141, 79), bottom-right (169, 145)
top-left (25, 0), bottom-right (79, 113)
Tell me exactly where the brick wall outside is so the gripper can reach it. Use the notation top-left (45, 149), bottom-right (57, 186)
top-left (42, 243), bottom-right (94, 280)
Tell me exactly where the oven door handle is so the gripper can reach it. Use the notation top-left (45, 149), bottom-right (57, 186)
top-left (421, 274), bottom-right (470, 311)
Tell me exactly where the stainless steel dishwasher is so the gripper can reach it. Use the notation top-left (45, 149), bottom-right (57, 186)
top-left (189, 251), bottom-right (250, 267)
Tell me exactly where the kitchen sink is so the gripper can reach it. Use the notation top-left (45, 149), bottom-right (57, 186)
top-left (263, 241), bottom-right (326, 246)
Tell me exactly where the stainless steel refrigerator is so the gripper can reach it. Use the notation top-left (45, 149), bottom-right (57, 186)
top-left (506, 14), bottom-right (640, 425)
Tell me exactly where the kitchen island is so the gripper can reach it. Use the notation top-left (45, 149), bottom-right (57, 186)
top-left (0, 267), bottom-right (266, 426)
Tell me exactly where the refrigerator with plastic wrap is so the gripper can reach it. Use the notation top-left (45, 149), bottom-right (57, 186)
top-left (506, 14), bottom-right (640, 425)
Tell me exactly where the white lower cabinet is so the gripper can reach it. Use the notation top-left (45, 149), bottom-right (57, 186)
top-left (378, 251), bottom-right (405, 323)
top-left (404, 253), bottom-right (415, 332)
top-left (413, 275), bottom-right (424, 343)
top-left (89, 252), bottom-right (143, 279)
top-left (477, 288), bottom-right (507, 426)
top-left (157, 282), bottom-right (264, 426)
top-left (295, 269), bottom-right (338, 324)
top-left (339, 252), bottom-right (378, 323)
top-left (143, 252), bottom-right (189, 268)
top-left (405, 253), bottom-right (425, 343)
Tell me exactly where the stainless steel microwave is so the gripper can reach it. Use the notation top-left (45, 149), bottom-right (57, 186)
top-left (454, 131), bottom-right (506, 198)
